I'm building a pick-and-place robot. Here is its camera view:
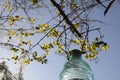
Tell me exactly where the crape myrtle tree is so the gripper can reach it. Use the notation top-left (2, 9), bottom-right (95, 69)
top-left (0, 0), bottom-right (114, 78)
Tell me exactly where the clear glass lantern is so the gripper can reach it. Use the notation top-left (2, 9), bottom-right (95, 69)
top-left (60, 49), bottom-right (94, 80)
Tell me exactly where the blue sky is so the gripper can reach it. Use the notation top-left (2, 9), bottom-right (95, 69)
top-left (0, 1), bottom-right (120, 80)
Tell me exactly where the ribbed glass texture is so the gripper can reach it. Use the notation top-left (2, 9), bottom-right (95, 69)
top-left (60, 50), bottom-right (94, 80)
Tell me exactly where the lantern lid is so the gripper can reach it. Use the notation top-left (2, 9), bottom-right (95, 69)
top-left (69, 49), bottom-right (85, 59)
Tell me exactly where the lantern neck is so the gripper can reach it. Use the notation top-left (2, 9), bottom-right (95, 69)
top-left (70, 54), bottom-right (82, 60)
top-left (69, 49), bottom-right (82, 60)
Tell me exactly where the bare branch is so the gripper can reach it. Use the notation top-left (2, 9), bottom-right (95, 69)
top-left (104, 0), bottom-right (115, 16)
top-left (50, 0), bottom-right (82, 38)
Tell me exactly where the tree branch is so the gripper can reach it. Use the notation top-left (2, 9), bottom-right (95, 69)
top-left (104, 0), bottom-right (115, 16)
top-left (50, 0), bottom-right (82, 38)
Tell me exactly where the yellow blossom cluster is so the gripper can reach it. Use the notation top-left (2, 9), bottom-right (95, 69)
top-left (39, 24), bottom-right (51, 33)
top-left (29, 18), bottom-right (35, 23)
top-left (57, 11), bottom-right (61, 16)
top-left (71, 38), bottom-right (109, 59)
top-left (18, 40), bottom-right (32, 46)
top-left (85, 53), bottom-right (97, 59)
top-left (11, 48), bottom-right (19, 52)
top-left (34, 24), bottom-right (60, 37)
top-left (12, 54), bottom-right (18, 60)
top-left (51, 41), bottom-right (63, 54)
top-left (24, 59), bottom-right (30, 64)
top-left (100, 44), bottom-right (109, 52)
top-left (39, 40), bottom-right (64, 55)
top-left (74, 23), bottom-right (79, 29)
top-left (32, 51), bottom-right (47, 64)
top-left (47, 29), bottom-right (59, 37)
top-left (34, 24), bottom-right (51, 33)
top-left (20, 32), bottom-right (34, 37)
top-left (40, 43), bottom-right (53, 54)
top-left (11, 48), bottom-right (32, 64)
top-left (9, 16), bottom-right (24, 26)
top-left (8, 30), bottom-right (16, 37)
top-left (70, 2), bottom-right (78, 9)
top-left (33, 51), bottom-right (42, 62)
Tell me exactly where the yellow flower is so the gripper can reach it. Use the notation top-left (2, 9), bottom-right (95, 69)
top-left (84, 40), bottom-right (88, 45)
top-left (34, 29), bottom-right (40, 33)
top-left (11, 48), bottom-right (19, 52)
top-left (27, 40), bottom-right (31, 44)
top-left (28, 33), bottom-right (34, 36)
top-left (89, 53), bottom-right (97, 59)
top-left (39, 24), bottom-right (49, 28)
top-left (21, 16), bottom-right (24, 19)
top-left (87, 46), bottom-right (98, 54)
top-left (12, 54), bottom-right (18, 60)
top-left (40, 43), bottom-right (51, 50)
top-left (14, 61), bottom-right (17, 64)
top-left (70, 2), bottom-right (77, 9)
top-left (100, 45), bottom-right (109, 52)
top-left (57, 49), bottom-right (62, 53)
top-left (8, 30), bottom-right (16, 36)
top-left (31, 0), bottom-right (38, 5)
top-left (75, 39), bottom-right (81, 45)
top-left (9, 16), bottom-right (20, 26)
top-left (9, 19), bottom-right (14, 26)
top-left (24, 59), bottom-right (30, 64)
top-left (29, 18), bottom-right (35, 23)
top-left (57, 11), bottom-right (60, 16)
top-left (17, 37), bottom-right (22, 41)
top-left (85, 53), bottom-right (97, 59)
top-left (39, 24), bottom-right (51, 33)
top-left (2, 3), bottom-right (6, 9)
top-left (14, 16), bottom-right (20, 21)
top-left (51, 40), bottom-right (56, 44)
top-left (8, 4), bottom-right (12, 11)
top-left (21, 33), bottom-right (28, 37)
top-left (48, 29), bottom-right (59, 37)
top-left (85, 54), bottom-right (90, 59)
top-left (74, 23), bottom-right (79, 29)
top-left (56, 42), bottom-right (63, 49)
top-left (35, 56), bottom-right (42, 62)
